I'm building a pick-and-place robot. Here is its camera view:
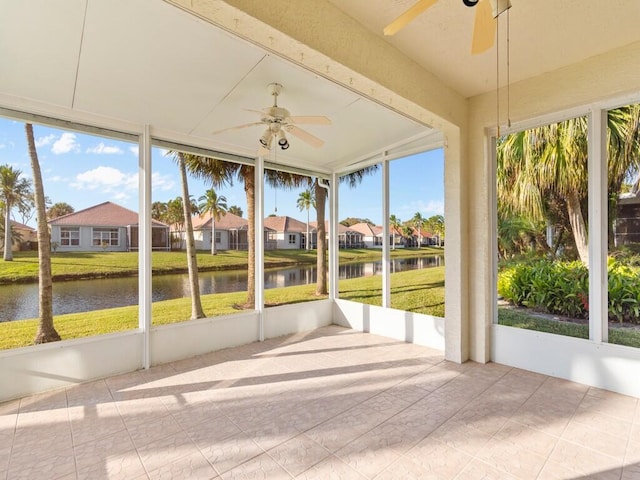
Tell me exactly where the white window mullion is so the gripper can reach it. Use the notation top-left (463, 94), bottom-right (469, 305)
top-left (255, 156), bottom-right (265, 341)
top-left (382, 159), bottom-right (391, 308)
top-left (329, 172), bottom-right (339, 299)
top-left (588, 108), bottom-right (608, 343)
top-left (139, 125), bottom-right (152, 368)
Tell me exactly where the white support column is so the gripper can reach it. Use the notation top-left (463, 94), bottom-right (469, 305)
top-left (329, 172), bottom-right (339, 299)
top-left (382, 159), bottom-right (391, 308)
top-left (255, 156), bottom-right (265, 341)
top-left (588, 108), bottom-right (608, 343)
top-left (138, 125), bottom-right (152, 369)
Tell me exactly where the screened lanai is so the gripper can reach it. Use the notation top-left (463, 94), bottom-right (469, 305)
top-left (3, 1), bottom-right (640, 479)
top-left (1, 0), bottom-right (640, 406)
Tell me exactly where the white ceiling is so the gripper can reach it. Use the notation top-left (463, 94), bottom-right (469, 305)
top-left (329, 0), bottom-right (640, 98)
top-left (0, 0), bottom-right (436, 174)
top-left (1, 0), bottom-right (639, 174)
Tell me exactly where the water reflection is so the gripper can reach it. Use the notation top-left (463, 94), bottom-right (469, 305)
top-left (0, 255), bottom-right (443, 321)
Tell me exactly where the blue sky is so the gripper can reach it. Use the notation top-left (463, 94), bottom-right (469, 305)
top-left (0, 120), bottom-right (444, 226)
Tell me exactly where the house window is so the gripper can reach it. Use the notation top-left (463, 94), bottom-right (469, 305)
top-left (93, 228), bottom-right (119, 246)
top-left (60, 227), bottom-right (80, 246)
top-left (288, 234), bottom-right (296, 244)
top-left (215, 231), bottom-right (221, 244)
top-left (267, 232), bottom-right (277, 241)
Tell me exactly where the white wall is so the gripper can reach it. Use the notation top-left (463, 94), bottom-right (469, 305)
top-left (493, 325), bottom-right (640, 398)
top-left (333, 299), bottom-right (445, 352)
top-left (51, 225), bottom-right (128, 252)
top-left (0, 301), bottom-right (334, 403)
top-left (0, 331), bottom-right (143, 401)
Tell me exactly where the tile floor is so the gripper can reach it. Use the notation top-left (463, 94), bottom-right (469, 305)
top-left (1, 325), bottom-right (639, 479)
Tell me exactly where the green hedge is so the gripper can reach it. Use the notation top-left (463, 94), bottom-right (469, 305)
top-left (498, 259), bottom-right (640, 324)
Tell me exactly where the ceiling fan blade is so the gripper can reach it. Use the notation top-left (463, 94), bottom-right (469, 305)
top-left (471, 0), bottom-right (496, 55)
top-left (212, 122), bottom-right (264, 135)
top-left (383, 0), bottom-right (439, 36)
top-left (285, 125), bottom-right (325, 148)
top-left (287, 116), bottom-right (332, 125)
top-left (244, 108), bottom-right (271, 117)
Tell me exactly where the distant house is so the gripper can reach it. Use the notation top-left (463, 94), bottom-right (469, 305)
top-left (190, 211), bottom-right (249, 251)
top-left (172, 211), bottom-right (276, 251)
top-left (49, 201), bottom-right (170, 252)
top-left (264, 215), bottom-right (315, 250)
top-left (310, 221), bottom-right (364, 248)
top-left (350, 222), bottom-right (383, 248)
top-left (614, 192), bottom-right (640, 247)
top-left (5, 220), bottom-right (37, 252)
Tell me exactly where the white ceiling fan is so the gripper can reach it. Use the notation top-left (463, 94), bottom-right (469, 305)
top-left (213, 83), bottom-right (331, 154)
top-left (384, 0), bottom-right (512, 54)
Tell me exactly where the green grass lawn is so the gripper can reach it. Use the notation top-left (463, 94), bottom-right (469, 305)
top-left (0, 247), bottom-right (443, 284)
top-left (0, 267), bottom-right (444, 350)
top-left (498, 308), bottom-right (640, 348)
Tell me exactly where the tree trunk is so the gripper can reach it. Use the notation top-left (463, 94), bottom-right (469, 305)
top-left (315, 181), bottom-right (327, 295)
top-left (3, 201), bottom-right (12, 261)
top-left (566, 189), bottom-right (589, 265)
top-left (178, 153), bottom-right (205, 319)
top-left (211, 219), bottom-right (216, 255)
top-left (306, 209), bottom-right (310, 250)
top-left (25, 123), bottom-right (60, 343)
top-left (243, 167), bottom-right (255, 307)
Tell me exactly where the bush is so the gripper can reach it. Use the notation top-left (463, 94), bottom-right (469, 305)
top-left (498, 258), bottom-right (640, 324)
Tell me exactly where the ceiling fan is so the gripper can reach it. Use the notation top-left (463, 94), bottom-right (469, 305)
top-left (384, 0), bottom-right (512, 54)
top-left (213, 83), bottom-right (331, 154)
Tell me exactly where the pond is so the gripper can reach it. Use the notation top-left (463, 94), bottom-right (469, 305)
top-left (0, 254), bottom-right (443, 322)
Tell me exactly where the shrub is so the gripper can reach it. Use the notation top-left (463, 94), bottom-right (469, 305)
top-left (498, 258), bottom-right (640, 324)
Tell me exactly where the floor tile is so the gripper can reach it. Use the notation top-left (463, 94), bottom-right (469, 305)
top-left (4, 327), bottom-right (639, 480)
top-left (147, 451), bottom-right (218, 480)
top-left (267, 433), bottom-right (330, 477)
top-left (220, 452), bottom-right (291, 479)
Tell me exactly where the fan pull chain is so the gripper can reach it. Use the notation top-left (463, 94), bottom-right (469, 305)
top-left (506, 7), bottom-right (511, 128)
top-left (496, 10), bottom-right (500, 137)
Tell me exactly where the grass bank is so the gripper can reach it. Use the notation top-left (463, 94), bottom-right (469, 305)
top-left (498, 308), bottom-right (640, 348)
top-left (0, 267), bottom-right (444, 350)
top-left (0, 247), bottom-right (443, 285)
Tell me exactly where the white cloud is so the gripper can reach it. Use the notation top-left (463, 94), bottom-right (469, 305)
top-left (46, 175), bottom-right (67, 183)
top-left (86, 142), bottom-right (124, 155)
top-left (71, 166), bottom-right (137, 192)
top-left (399, 200), bottom-right (444, 218)
top-left (52, 132), bottom-right (80, 155)
top-left (152, 172), bottom-right (175, 191)
top-left (129, 145), bottom-right (139, 156)
top-left (0, 143), bottom-right (6, 150)
top-left (35, 134), bottom-right (56, 148)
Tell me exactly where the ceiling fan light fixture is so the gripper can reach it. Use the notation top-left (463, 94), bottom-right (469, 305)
top-left (259, 128), bottom-right (273, 149)
top-left (277, 130), bottom-right (289, 150)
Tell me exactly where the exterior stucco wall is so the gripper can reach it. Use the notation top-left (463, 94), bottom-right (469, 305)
top-left (51, 225), bottom-right (128, 252)
top-left (169, 0), bottom-right (469, 362)
top-left (466, 41), bottom-right (640, 362)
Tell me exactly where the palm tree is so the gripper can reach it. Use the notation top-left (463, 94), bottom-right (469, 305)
top-left (498, 105), bottom-right (640, 265)
top-left (296, 189), bottom-right (315, 250)
top-left (228, 205), bottom-right (243, 217)
top-left (25, 123), bottom-right (60, 343)
top-left (389, 214), bottom-right (401, 250)
top-left (176, 152), bottom-right (205, 319)
top-left (313, 179), bottom-right (328, 295)
top-left (412, 212), bottom-right (425, 248)
top-left (198, 188), bottom-right (228, 255)
top-left (427, 214), bottom-right (445, 247)
top-left (313, 166), bottom-right (379, 295)
top-left (0, 164), bottom-right (32, 260)
top-left (151, 201), bottom-right (168, 222)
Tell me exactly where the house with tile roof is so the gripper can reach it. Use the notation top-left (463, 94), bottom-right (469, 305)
top-left (264, 215), bottom-right (315, 250)
top-left (349, 222), bottom-right (383, 248)
top-left (48, 201), bottom-right (170, 252)
top-left (172, 211), bottom-right (277, 251)
top-left (310, 221), bottom-right (364, 249)
top-left (3, 220), bottom-right (37, 252)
